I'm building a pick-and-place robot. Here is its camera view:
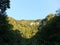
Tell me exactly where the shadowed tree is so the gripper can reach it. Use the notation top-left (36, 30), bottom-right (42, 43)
top-left (0, 0), bottom-right (10, 13)
top-left (37, 10), bottom-right (60, 45)
top-left (0, 0), bottom-right (11, 34)
top-left (0, 0), bottom-right (21, 45)
top-left (56, 9), bottom-right (60, 16)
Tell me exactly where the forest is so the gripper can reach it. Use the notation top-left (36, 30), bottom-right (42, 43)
top-left (0, 0), bottom-right (60, 45)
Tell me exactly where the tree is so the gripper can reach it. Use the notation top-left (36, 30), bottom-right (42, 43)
top-left (0, 0), bottom-right (21, 45)
top-left (56, 9), bottom-right (60, 16)
top-left (0, 0), bottom-right (11, 34)
top-left (38, 15), bottom-right (60, 45)
top-left (0, 0), bottom-right (10, 13)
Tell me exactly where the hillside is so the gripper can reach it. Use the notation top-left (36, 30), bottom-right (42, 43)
top-left (7, 17), bottom-right (41, 39)
top-left (0, 13), bottom-right (58, 45)
top-left (7, 14), bottom-right (55, 39)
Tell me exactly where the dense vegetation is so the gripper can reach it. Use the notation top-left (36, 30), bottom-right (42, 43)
top-left (0, 0), bottom-right (60, 45)
top-left (7, 17), bottom-right (42, 39)
top-left (0, 0), bottom-right (21, 45)
top-left (6, 14), bottom-right (55, 39)
top-left (6, 14), bottom-right (56, 45)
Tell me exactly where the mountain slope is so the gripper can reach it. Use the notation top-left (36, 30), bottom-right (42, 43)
top-left (7, 17), bottom-right (41, 39)
top-left (7, 14), bottom-right (55, 39)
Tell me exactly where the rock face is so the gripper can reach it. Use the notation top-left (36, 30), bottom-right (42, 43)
top-left (30, 22), bottom-right (35, 25)
top-left (30, 22), bottom-right (39, 25)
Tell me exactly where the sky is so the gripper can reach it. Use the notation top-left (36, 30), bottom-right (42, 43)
top-left (6, 0), bottom-right (60, 20)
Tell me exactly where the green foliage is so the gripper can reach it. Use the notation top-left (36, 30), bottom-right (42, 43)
top-left (0, 2), bottom-right (59, 45)
top-left (0, 0), bottom-right (59, 45)
top-left (0, 0), bottom-right (10, 13)
top-left (5, 13), bottom-right (57, 45)
top-left (37, 15), bottom-right (60, 45)
top-left (46, 14), bottom-right (56, 21)
top-left (7, 18), bottom-right (39, 39)
top-left (0, 13), bottom-right (21, 45)
top-left (0, 0), bottom-right (21, 45)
